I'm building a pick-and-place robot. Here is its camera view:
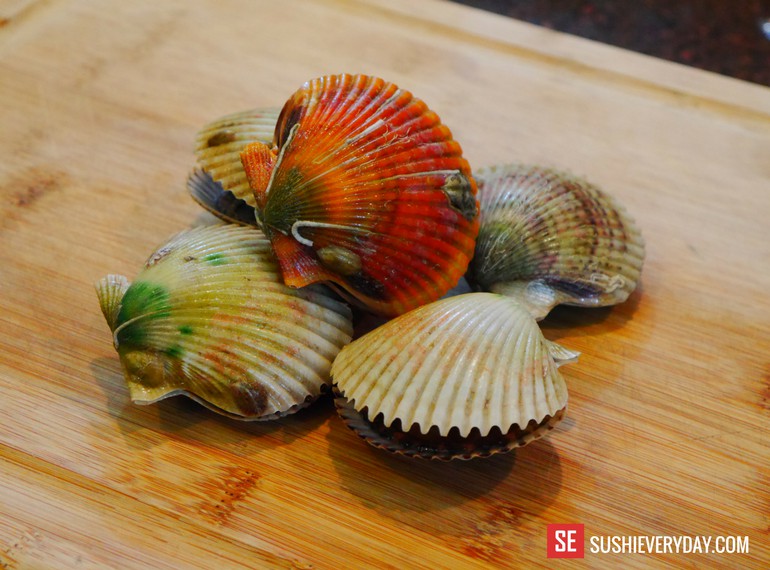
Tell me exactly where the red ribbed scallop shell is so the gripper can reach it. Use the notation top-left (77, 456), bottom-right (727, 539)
top-left (240, 74), bottom-right (479, 316)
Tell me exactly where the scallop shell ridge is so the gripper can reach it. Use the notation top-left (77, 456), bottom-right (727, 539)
top-left (334, 397), bottom-right (566, 460)
top-left (187, 169), bottom-right (258, 226)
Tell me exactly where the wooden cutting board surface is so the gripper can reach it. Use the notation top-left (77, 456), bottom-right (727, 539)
top-left (1, 1), bottom-right (768, 568)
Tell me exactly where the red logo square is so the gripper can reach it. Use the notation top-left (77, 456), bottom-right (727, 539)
top-left (547, 524), bottom-right (585, 558)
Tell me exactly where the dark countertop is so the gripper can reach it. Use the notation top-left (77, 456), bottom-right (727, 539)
top-left (451, 0), bottom-right (770, 87)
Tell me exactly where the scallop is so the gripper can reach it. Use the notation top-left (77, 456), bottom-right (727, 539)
top-left (95, 224), bottom-right (353, 420)
top-left (331, 292), bottom-right (577, 460)
top-left (467, 164), bottom-right (645, 320)
top-left (239, 73), bottom-right (480, 316)
top-left (189, 107), bottom-right (280, 225)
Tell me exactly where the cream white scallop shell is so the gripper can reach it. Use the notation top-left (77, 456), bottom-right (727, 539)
top-left (467, 164), bottom-right (645, 320)
top-left (331, 292), bottom-right (575, 440)
top-left (95, 223), bottom-right (353, 420)
top-left (190, 107), bottom-right (279, 221)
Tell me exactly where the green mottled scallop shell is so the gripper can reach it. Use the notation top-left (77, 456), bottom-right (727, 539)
top-left (95, 224), bottom-right (353, 420)
top-left (467, 164), bottom-right (645, 320)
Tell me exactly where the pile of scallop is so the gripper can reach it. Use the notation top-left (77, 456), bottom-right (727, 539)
top-left (96, 74), bottom-right (644, 460)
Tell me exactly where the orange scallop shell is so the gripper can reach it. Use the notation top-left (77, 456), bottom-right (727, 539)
top-left (240, 74), bottom-right (480, 316)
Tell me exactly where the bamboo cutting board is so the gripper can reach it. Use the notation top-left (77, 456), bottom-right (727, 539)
top-left (1, 0), bottom-right (768, 568)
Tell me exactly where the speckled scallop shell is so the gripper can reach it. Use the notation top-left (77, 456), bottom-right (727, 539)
top-left (95, 224), bottom-right (353, 420)
top-left (467, 164), bottom-right (645, 320)
top-left (239, 73), bottom-right (480, 316)
top-left (331, 292), bottom-right (577, 460)
top-left (189, 107), bottom-right (280, 224)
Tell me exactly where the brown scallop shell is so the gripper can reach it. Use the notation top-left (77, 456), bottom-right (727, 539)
top-left (467, 164), bottom-right (645, 319)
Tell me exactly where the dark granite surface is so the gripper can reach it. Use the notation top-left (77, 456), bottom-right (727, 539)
top-left (450, 0), bottom-right (770, 87)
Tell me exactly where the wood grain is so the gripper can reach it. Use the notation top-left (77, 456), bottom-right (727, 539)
top-left (1, 0), bottom-right (768, 568)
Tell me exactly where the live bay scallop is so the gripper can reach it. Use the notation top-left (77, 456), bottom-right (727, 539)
top-left (95, 224), bottom-right (353, 420)
top-left (189, 107), bottom-right (280, 225)
top-left (331, 293), bottom-right (578, 460)
top-left (236, 73), bottom-right (480, 316)
top-left (467, 164), bottom-right (645, 320)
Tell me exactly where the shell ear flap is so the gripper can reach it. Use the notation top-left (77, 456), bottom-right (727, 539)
top-left (241, 142), bottom-right (277, 207)
top-left (95, 274), bottom-right (130, 332)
